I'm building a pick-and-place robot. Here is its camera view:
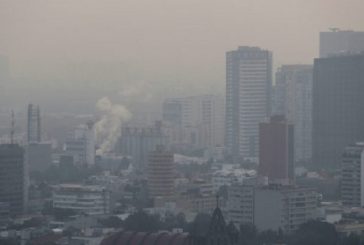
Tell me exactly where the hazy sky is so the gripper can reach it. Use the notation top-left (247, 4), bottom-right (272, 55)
top-left (1, 0), bottom-right (364, 92)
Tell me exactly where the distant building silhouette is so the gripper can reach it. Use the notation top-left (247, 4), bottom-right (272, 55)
top-left (0, 144), bottom-right (26, 216)
top-left (225, 46), bottom-right (272, 163)
top-left (119, 121), bottom-right (168, 171)
top-left (259, 115), bottom-right (294, 185)
top-left (320, 30), bottom-right (364, 58)
top-left (274, 65), bottom-right (313, 163)
top-left (163, 95), bottom-right (224, 151)
top-left (26, 143), bottom-right (52, 172)
top-left (147, 146), bottom-right (175, 203)
top-left (312, 54), bottom-right (364, 168)
top-left (27, 104), bottom-right (41, 144)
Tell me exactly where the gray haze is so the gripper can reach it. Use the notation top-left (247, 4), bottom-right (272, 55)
top-left (1, 0), bottom-right (364, 108)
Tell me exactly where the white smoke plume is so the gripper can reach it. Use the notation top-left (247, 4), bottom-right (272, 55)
top-left (118, 80), bottom-right (154, 103)
top-left (94, 97), bottom-right (131, 155)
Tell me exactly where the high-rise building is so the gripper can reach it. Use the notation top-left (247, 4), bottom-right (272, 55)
top-left (312, 54), bottom-right (364, 168)
top-left (119, 121), bottom-right (168, 171)
top-left (259, 115), bottom-right (294, 185)
top-left (0, 144), bottom-right (26, 216)
top-left (341, 142), bottom-right (364, 207)
top-left (225, 46), bottom-right (272, 163)
top-left (320, 30), bottom-right (364, 58)
top-left (163, 94), bottom-right (224, 151)
top-left (147, 146), bottom-right (175, 201)
top-left (27, 104), bottom-right (41, 144)
top-left (273, 65), bottom-right (313, 163)
top-left (65, 123), bottom-right (95, 166)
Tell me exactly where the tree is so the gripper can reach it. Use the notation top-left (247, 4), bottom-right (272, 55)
top-left (340, 233), bottom-right (363, 245)
top-left (288, 220), bottom-right (338, 245)
top-left (123, 210), bottom-right (162, 232)
top-left (99, 216), bottom-right (123, 228)
top-left (161, 212), bottom-right (187, 231)
top-left (53, 208), bottom-right (77, 221)
top-left (258, 230), bottom-right (282, 244)
top-left (239, 223), bottom-right (258, 245)
top-left (187, 213), bottom-right (211, 236)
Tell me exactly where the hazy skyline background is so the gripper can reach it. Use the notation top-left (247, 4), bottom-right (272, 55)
top-left (1, 0), bottom-right (364, 110)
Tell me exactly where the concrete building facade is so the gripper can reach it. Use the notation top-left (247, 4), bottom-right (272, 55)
top-left (227, 184), bottom-right (319, 233)
top-left (52, 184), bottom-right (110, 215)
top-left (227, 183), bottom-right (255, 225)
top-left (341, 142), bottom-right (364, 207)
top-left (254, 186), bottom-right (318, 233)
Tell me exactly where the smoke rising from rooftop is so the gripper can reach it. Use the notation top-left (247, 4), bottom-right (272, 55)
top-left (94, 97), bottom-right (131, 155)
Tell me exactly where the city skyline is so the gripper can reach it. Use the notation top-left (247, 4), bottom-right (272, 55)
top-left (1, 1), bottom-right (364, 244)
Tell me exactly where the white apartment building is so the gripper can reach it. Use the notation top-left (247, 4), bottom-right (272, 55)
top-left (65, 123), bottom-right (95, 166)
top-left (52, 184), bottom-right (110, 215)
top-left (212, 166), bottom-right (256, 192)
top-left (225, 46), bottom-right (272, 163)
top-left (227, 184), bottom-right (319, 233)
top-left (227, 183), bottom-right (255, 225)
top-left (341, 142), bottom-right (364, 207)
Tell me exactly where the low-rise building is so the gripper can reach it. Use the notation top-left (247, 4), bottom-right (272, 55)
top-left (227, 184), bottom-right (319, 233)
top-left (64, 123), bottom-right (95, 166)
top-left (341, 142), bottom-right (364, 207)
top-left (212, 165), bottom-right (256, 191)
top-left (52, 184), bottom-right (110, 215)
top-left (227, 182), bottom-right (255, 225)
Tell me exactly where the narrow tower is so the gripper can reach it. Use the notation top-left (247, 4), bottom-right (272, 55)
top-left (27, 104), bottom-right (41, 143)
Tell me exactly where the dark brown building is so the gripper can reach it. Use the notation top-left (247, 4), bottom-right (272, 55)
top-left (259, 115), bottom-right (294, 184)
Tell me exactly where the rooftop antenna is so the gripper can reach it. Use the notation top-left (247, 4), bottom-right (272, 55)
top-left (10, 110), bottom-right (15, 144)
